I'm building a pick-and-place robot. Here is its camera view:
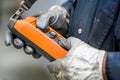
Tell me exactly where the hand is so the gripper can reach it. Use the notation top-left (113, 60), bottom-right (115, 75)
top-left (48, 37), bottom-right (107, 80)
top-left (5, 29), bottom-right (41, 59)
top-left (36, 5), bottom-right (69, 36)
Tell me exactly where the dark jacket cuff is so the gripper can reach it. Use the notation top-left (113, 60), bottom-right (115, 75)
top-left (106, 52), bottom-right (120, 80)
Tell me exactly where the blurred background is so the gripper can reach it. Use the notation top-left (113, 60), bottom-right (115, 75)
top-left (0, 0), bottom-right (66, 80)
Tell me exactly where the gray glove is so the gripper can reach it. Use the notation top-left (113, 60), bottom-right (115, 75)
top-left (5, 11), bottom-right (45, 59)
top-left (36, 5), bottom-right (69, 36)
top-left (5, 29), bottom-right (41, 59)
top-left (48, 37), bottom-right (107, 80)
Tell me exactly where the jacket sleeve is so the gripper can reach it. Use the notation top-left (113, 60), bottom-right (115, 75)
top-left (106, 52), bottom-right (120, 80)
top-left (106, 7), bottom-right (120, 80)
top-left (114, 3), bottom-right (120, 49)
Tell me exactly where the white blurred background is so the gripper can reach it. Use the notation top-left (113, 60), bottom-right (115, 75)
top-left (0, 0), bottom-right (66, 80)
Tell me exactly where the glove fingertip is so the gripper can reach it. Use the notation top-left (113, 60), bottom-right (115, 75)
top-left (36, 15), bottom-right (50, 30)
top-left (57, 38), bottom-right (71, 50)
top-left (5, 29), bottom-right (13, 46)
top-left (32, 52), bottom-right (41, 59)
top-left (5, 40), bottom-right (11, 46)
top-left (13, 38), bottom-right (24, 49)
top-left (24, 46), bottom-right (34, 55)
top-left (47, 62), bottom-right (54, 73)
top-left (47, 60), bottom-right (63, 74)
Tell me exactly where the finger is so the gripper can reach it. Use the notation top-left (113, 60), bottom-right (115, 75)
top-left (48, 59), bottom-right (71, 80)
top-left (13, 38), bottom-right (24, 49)
top-left (60, 37), bottom-right (83, 49)
top-left (54, 73), bottom-right (70, 80)
top-left (24, 45), bottom-right (34, 55)
top-left (32, 52), bottom-right (41, 59)
top-left (31, 11), bottom-right (45, 17)
top-left (48, 60), bottom-right (62, 74)
top-left (36, 14), bottom-right (50, 30)
top-left (56, 37), bottom-right (71, 50)
top-left (5, 29), bottom-right (13, 46)
top-left (57, 37), bottom-right (83, 50)
top-left (67, 37), bottom-right (84, 48)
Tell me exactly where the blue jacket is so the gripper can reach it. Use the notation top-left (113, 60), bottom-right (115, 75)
top-left (62, 0), bottom-right (120, 80)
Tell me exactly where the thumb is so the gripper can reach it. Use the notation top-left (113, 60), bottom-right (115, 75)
top-left (31, 11), bottom-right (45, 17)
top-left (58, 37), bottom-right (83, 50)
top-left (36, 14), bottom-right (50, 30)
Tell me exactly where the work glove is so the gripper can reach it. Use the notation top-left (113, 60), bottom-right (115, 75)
top-left (5, 29), bottom-right (41, 59)
top-left (36, 5), bottom-right (69, 36)
top-left (5, 7), bottom-right (46, 59)
top-left (48, 37), bottom-right (108, 80)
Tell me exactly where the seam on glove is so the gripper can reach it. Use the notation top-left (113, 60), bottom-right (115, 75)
top-left (102, 52), bottom-right (108, 80)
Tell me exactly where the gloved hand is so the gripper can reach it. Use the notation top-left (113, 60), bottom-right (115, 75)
top-left (36, 5), bottom-right (69, 36)
top-left (5, 9), bottom-right (45, 59)
top-left (5, 29), bottom-right (41, 59)
top-left (48, 37), bottom-right (108, 80)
